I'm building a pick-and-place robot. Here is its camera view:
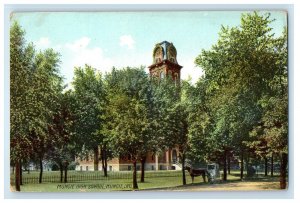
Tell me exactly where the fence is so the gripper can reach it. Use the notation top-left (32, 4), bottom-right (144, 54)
top-left (10, 168), bottom-right (281, 185)
top-left (10, 170), bottom-right (183, 185)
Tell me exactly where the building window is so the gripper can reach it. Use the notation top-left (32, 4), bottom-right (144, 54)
top-left (109, 166), bottom-right (112, 171)
top-left (172, 149), bottom-right (177, 164)
top-left (151, 166), bottom-right (154, 170)
top-left (152, 154), bottom-right (154, 161)
top-left (86, 166), bottom-right (89, 171)
top-left (174, 73), bottom-right (179, 85)
top-left (174, 73), bottom-right (178, 80)
top-left (80, 166), bottom-right (83, 171)
top-left (128, 165), bottom-right (132, 171)
top-left (160, 71), bottom-right (165, 79)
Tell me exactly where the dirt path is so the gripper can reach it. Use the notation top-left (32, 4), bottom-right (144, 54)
top-left (154, 180), bottom-right (282, 191)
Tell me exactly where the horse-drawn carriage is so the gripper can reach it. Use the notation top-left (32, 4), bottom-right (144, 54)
top-left (185, 163), bottom-right (220, 184)
top-left (206, 163), bottom-right (220, 183)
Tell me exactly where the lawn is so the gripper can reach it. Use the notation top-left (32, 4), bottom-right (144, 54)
top-left (10, 170), bottom-right (282, 192)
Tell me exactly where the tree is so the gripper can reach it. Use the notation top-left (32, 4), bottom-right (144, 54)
top-left (195, 12), bottom-right (287, 183)
top-left (151, 77), bottom-right (190, 185)
top-left (10, 21), bottom-right (35, 191)
top-left (10, 21), bottom-right (63, 190)
top-left (46, 90), bottom-right (75, 183)
top-left (104, 67), bottom-right (155, 189)
top-left (29, 49), bottom-right (63, 183)
top-left (185, 78), bottom-right (211, 166)
top-left (72, 65), bottom-right (105, 171)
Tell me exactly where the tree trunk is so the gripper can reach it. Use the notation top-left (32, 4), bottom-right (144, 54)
top-left (101, 146), bottom-right (108, 177)
top-left (39, 158), bottom-right (43, 183)
top-left (140, 156), bottom-right (146, 183)
top-left (227, 154), bottom-right (231, 175)
top-left (104, 151), bottom-right (108, 177)
top-left (245, 151), bottom-right (249, 177)
top-left (132, 160), bottom-right (138, 189)
top-left (223, 149), bottom-right (227, 181)
top-left (20, 161), bottom-right (23, 185)
top-left (101, 148), bottom-right (105, 172)
top-left (15, 160), bottom-right (21, 191)
top-left (59, 163), bottom-right (63, 183)
top-left (240, 151), bottom-right (244, 180)
top-left (264, 157), bottom-right (268, 176)
top-left (64, 162), bottom-right (68, 183)
top-left (280, 152), bottom-right (288, 189)
top-left (271, 153), bottom-right (274, 177)
top-left (93, 146), bottom-right (99, 171)
top-left (181, 153), bottom-right (186, 185)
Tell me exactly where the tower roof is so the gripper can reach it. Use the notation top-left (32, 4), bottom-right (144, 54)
top-left (159, 41), bottom-right (171, 60)
top-left (154, 41), bottom-right (176, 61)
top-left (152, 41), bottom-right (178, 63)
top-left (148, 41), bottom-right (182, 77)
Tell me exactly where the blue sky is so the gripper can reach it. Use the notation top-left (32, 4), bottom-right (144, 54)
top-left (12, 11), bottom-right (287, 86)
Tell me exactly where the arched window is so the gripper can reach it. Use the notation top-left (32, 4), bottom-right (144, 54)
top-left (160, 71), bottom-right (165, 79)
top-left (174, 73), bottom-right (178, 80)
top-left (174, 73), bottom-right (179, 85)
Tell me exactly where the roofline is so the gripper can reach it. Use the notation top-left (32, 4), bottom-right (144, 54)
top-left (148, 59), bottom-right (183, 70)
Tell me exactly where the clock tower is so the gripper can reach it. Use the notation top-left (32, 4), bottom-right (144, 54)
top-left (148, 41), bottom-right (182, 82)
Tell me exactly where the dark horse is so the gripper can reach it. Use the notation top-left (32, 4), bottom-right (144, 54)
top-left (185, 166), bottom-right (207, 183)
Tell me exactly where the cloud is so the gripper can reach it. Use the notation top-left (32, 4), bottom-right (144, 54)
top-left (34, 37), bottom-right (63, 52)
top-left (119, 35), bottom-right (135, 49)
top-left (64, 37), bottom-right (114, 74)
top-left (179, 57), bottom-right (204, 84)
top-left (35, 37), bottom-right (51, 49)
top-left (65, 37), bottom-right (90, 52)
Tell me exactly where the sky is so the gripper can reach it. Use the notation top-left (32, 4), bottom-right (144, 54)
top-left (11, 11), bottom-right (287, 86)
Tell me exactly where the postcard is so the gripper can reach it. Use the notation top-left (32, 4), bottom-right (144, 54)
top-left (9, 11), bottom-right (288, 192)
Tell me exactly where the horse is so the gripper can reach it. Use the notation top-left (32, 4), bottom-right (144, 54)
top-left (185, 166), bottom-right (207, 183)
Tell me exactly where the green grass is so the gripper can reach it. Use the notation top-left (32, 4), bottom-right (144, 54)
top-left (11, 170), bottom-right (201, 192)
top-left (16, 174), bottom-right (196, 192)
top-left (11, 170), bottom-right (281, 192)
top-left (11, 170), bottom-right (184, 184)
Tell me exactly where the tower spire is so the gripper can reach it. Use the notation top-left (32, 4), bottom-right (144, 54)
top-left (148, 41), bottom-right (182, 81)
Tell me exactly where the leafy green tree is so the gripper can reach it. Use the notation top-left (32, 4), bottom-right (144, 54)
top-left (195, 12), bottom-right (287, 183)
top-left (10, 21), bottom-right (35, 191)
top-left (104, 67), bottom-right (156, 189)
top-left (169, 101), bottom-right (189, 185)
top-left (29, 49), bottom-right (63, 183)
top-left (10, 21), bottom-right (63, 190)
top-left (72, 65), bottom-right (105, 171)
top-left (250, 27), bottom-right (288, 187)
top-left (185, 78), bottom-right (211, 165)
top-left (46, 90), bottom-right (75, 183)
top-left (151, 77), bottom-right (190, 185)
